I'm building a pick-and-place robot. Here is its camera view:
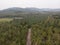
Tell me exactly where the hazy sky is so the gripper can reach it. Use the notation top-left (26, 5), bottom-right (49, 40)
top-left (0, 0), bottom-right (60, 10)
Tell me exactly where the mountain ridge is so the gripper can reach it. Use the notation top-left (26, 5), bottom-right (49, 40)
top-left (0, 7), bottom-right (60, 12)
top-left (0, 7), bottom-right (60, 15)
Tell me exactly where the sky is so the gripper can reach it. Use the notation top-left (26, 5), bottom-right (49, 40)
top-left (0, 0), bottom-right (60, 10)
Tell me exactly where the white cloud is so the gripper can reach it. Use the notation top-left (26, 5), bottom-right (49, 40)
top-left (0, 0), bottom-right (60, 10)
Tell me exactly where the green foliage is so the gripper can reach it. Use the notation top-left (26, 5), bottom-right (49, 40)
top-left (0, 14), bottom-right (60, 45)
top-left (31, 16), bottom-right (60, 45)
top-left (0, 20), bottom-right (28, 45)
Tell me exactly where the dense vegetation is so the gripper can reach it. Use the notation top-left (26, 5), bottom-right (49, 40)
top-left (0, 20), bottom-right (28, 45)
top-left (31, 16), bottom-right (60, 45)
top-left (0, 11), bottom-right (60, 45)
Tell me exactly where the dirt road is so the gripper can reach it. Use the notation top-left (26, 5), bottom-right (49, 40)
top-left (26, 28), bottom-right (31, 45)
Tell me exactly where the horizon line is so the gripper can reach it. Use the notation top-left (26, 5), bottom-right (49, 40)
top-left (0, 7), bottom-right (60, 10)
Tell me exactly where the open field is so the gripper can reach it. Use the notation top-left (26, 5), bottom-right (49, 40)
top-left (0, 18), bottom-right (13, 22)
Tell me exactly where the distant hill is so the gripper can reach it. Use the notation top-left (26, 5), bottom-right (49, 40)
top-left (0, 7), bottom-right (60, 12)
top-left (0, 7), bottom-right (40, 13)
top-left (0, 7), bottom-right (60, 17)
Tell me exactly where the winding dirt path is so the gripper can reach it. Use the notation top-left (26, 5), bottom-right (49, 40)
top-left (26, 28), bottom-right (31, 45)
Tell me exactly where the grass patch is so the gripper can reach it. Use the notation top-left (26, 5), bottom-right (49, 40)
top-left (0, 18), bottom-right (13, 22)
